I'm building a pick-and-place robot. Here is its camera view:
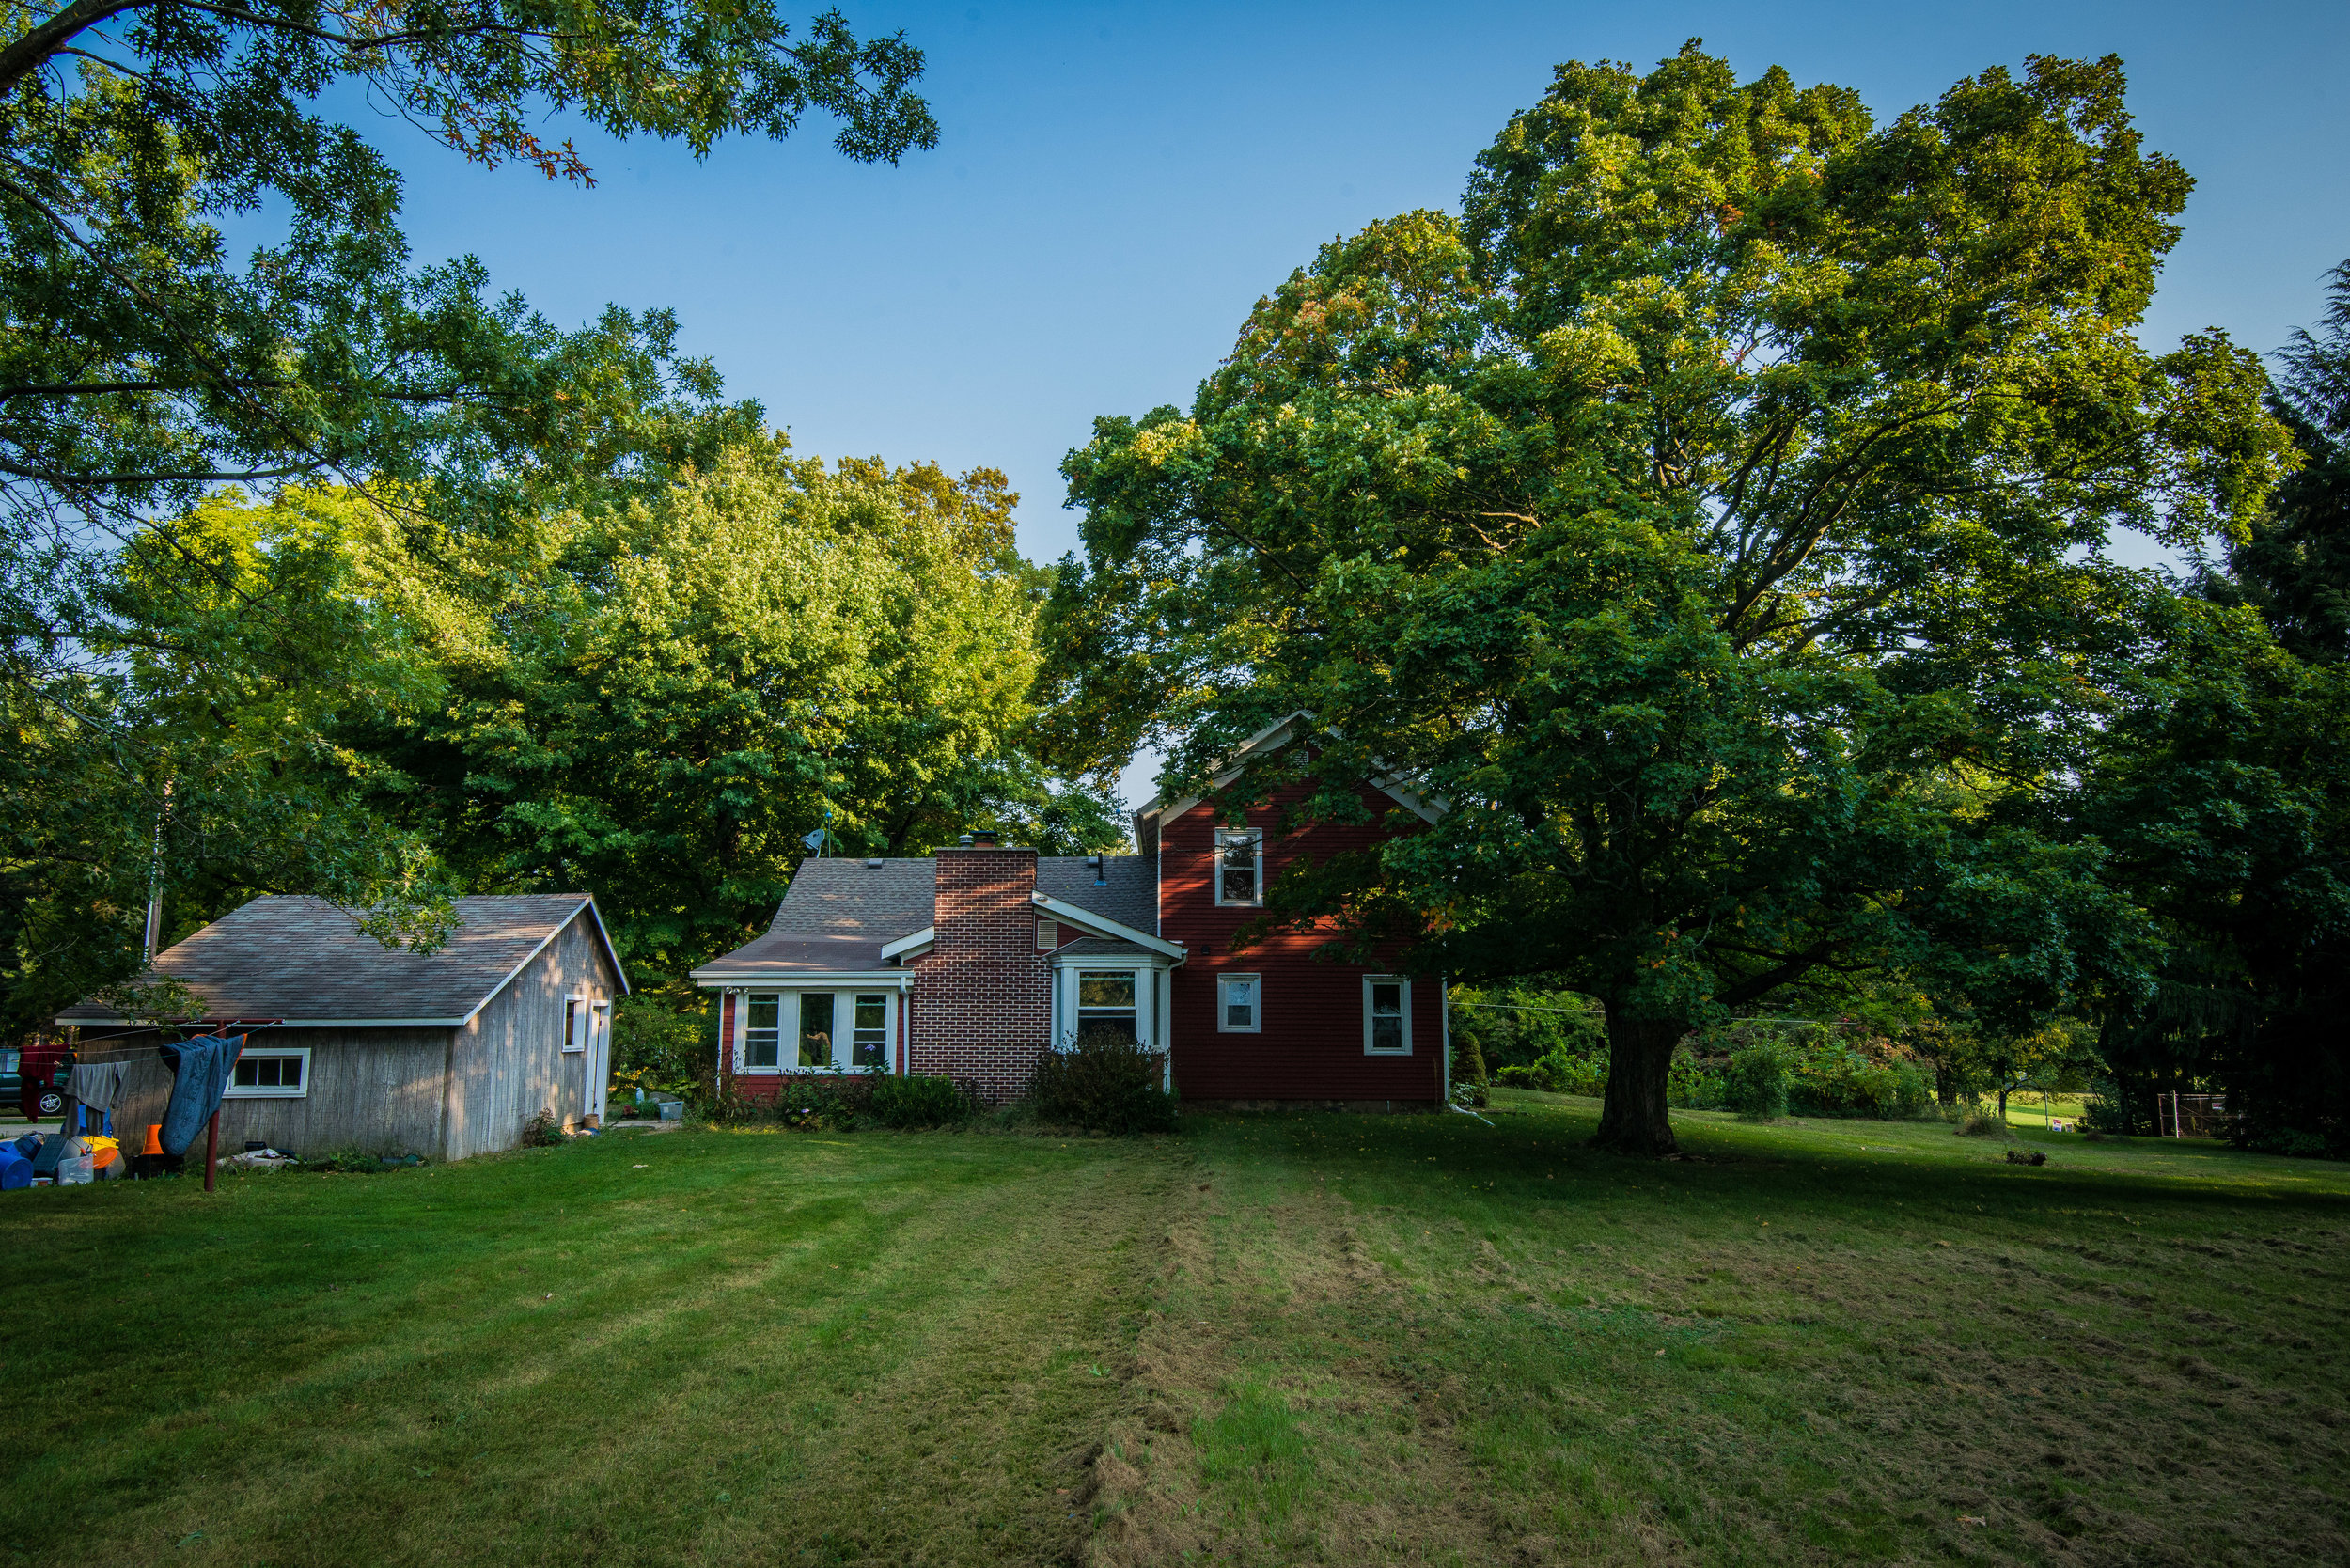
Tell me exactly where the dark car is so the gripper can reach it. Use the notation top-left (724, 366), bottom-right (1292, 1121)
top-left (2, 1043), bottom-right (70, 1121)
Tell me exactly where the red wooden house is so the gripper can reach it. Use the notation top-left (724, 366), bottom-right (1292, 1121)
top-left (691, 715), bottom-right (1449, 1108)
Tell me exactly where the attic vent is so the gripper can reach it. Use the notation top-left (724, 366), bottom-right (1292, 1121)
top-left (865, 858), bottom-right (883, 868)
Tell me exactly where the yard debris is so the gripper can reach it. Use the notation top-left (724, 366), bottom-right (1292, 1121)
top-left (1959, 1515), bottom-right (1988, 1527)
top-left (2004, 1149), bottom-right (2048, 1167)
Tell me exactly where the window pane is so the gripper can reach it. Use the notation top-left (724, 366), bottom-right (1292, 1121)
top-left (745, 1032), bottom-right (778, 1068)
top-left (258, 1058), bottom-right (282, 1087)
top-left (852, 995), bottom-right (888, 1067)
top-left (747, 993), bottom-right (780, 1068)
top-left (1371, 982), bottom-right (1402, 1017)
top-left (1223, 976), bottom-right (1256, 1027)
top-left (1219, 834), bottom-right (1259, 903)
top-left (281, 1055), bottom-right (301, 1087)
top-left (1372, 1016), bottom-right (1403, 1052)
top-left (799, 994), bottom-right (836, 1068)
top-left (748, 996), bottom-right (779, 1032)
top-left (1078, 972), bottom-right (1136, 1009)
top-left (1078, 1011), bottom-right (1137, 1042)
top-left (233, 1059), bottom-right (257, 1087)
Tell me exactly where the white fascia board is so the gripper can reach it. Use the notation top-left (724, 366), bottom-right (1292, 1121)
top-left (688, 969), bottom-right (913, 987)
top-left (879, 926), bottom-right (937, 962)
top-left (58, 1014), bottom-right (469, 1028)
top-left (579, 897), bottom-right (633, 996)
top-left (459, 897), bottom-right (593, 1026)
top-left (1147, 713), bottom-right (1448, 830)
top-left (1029, 892), bottom-right (1188, 961)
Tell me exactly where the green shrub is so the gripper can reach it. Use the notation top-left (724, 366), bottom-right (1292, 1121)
top-left (1725, 1042), bottom-right (1791, 1121)
top-left (768, 1071), bottom-right (878, 1131)
top-left (872, 1073), bottom-right (975, 1128)
top-left (1028, 1027), bottom-right (1178, 1135)
top-left (520, 1112), bottom-right (564, 1148)
top-left (306, 1146), bottom-right (394, 1172)
top-left (1496, 1044), bottom-right (1608, 1096)
top-left (1956, 1105), bottom-right (2008, 1137)
top-left (1668, 1045), bottom-right (1725, 1109)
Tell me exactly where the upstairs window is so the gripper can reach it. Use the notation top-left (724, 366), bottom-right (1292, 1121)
top-left (1215, 829), bottom-right (1263, 907)
top-left (1218, 973), bottom-right (1261, 1033)
top-left (744, 995), bottom-right (781, 1069)
top-left (1363, 976), bottom-right (1411, 1055)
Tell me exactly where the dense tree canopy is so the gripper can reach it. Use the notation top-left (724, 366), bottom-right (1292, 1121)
top-left (0, 0), bottom-right (943, 1027)
top-left (1047, 46), bottom-right (2294, 1152)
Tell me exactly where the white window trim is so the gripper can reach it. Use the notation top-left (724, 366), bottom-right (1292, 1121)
top-left (562, 994), bottom-right (588, 1053)
top-left (1362, 974), bottom-right (1412, 1056)
top-left (734, 989), bottom-right (897, 1075)
top-left (1050, 956), bottom-right (1169, 1053)
top-left (1216, 972), bottom-right (1262, 1033)
top-left (224, 1045), bottom-right (312, 1099)
top-left (1213, 828), bottom-right (1264, 908)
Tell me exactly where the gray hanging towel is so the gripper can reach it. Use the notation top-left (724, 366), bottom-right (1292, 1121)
top-left (69, 1061), bottom-right (125, 1111)
top-left (157, 1035), bottom-right (246, 1157)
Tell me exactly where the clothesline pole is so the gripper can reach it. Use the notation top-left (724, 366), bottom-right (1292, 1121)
top-left (203, 1109), bottom-right (219, 1193)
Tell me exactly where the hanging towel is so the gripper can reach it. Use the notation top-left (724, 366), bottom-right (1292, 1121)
top-left (157, 1035), bottom-right (246, 1157)
top-left (69, 1061), bottom-right (125, 1111)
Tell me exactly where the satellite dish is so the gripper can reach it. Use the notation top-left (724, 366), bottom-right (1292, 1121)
top-left (801, 828), bottom-right (827, 854)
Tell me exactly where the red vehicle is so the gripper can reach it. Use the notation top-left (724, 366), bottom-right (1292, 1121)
top-left (4, 1040), bottom-right (71, 1121)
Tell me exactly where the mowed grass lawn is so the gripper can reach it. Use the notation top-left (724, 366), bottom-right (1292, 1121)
top-left (3, 1097), bottom-right (2345, 1567)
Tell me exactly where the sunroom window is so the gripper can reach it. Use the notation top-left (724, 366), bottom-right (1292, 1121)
top-left (744, 995), bottom-right (780, 1068)
top-left (851, 994), bottom-right (888, 1067)
top-left (798, 994), bottom-right (835, 1068)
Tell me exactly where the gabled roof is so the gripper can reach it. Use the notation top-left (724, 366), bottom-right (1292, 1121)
top-left (1133, 711), bottom-right (1443, 846)
top-left (691, 854), bottom-right (1159, 980)
top-left (56, 894), bottom-right (627, 1028)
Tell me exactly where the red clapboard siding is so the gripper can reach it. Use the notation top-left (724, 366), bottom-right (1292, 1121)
top-left (1160, 781), bottom-right (1443, 1105)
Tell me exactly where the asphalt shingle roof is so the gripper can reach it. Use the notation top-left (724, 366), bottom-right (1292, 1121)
top-left (55, 894), bottom-right (613, 1026)
top-left (696, 853), bottom-right (1159, 978)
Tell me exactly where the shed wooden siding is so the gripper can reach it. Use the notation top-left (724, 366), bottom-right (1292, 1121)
top-left (1159, 782), bottom-right (1444, 1105)
top-left (443, 912), bottom-right (620, 1159)
top-left (89, 1027), bottom-right (450, 1159)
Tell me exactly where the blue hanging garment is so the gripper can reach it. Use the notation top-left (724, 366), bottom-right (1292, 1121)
top-left (157, 1035), bottom-right (246, 1158)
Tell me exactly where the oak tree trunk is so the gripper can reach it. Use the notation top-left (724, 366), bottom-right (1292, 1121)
top-left (1590, 1012), bottom-right (1686, 1156)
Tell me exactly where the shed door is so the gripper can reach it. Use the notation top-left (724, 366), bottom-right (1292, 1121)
top-left (588, 1001), bottom-right (611, 1123)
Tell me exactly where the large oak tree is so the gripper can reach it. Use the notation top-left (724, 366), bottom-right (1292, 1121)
top-left (1046, 46), bottom-right (2293, 1153)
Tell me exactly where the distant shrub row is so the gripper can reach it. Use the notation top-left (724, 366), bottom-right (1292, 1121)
top-left (707, 1029), bottom-right (1177, 1137)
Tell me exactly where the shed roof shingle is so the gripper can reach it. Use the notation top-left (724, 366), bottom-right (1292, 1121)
top-left (55, 894), bottom-right (619, 1026)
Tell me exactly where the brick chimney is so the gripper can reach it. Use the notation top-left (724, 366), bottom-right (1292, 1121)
top-left (916, 843), bottom-right (1047, 1101)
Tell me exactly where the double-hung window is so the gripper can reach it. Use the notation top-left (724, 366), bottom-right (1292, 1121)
top-left (1217, 973), bottom-right (1261, 1032)
top-left (850, 994), bottom-right (888, 1067)
top-left (226, 1047), bottom-right (311, 1098)
top-left (744, 995), bottom-right (781, 1068)
top-left (1215, 829), bottom-right (1263, 906)
top-left (1077, 971), bottom-right (1138, 1042)
top-left (1363, 976), bottom-right (1410, 1055)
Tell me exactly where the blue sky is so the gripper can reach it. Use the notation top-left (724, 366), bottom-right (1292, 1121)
top-left (373, 0), bottom-right (2349, 801)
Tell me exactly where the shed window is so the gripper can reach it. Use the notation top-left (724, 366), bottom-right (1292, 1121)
top-left (225, 1047), bottom-right (311, 1099)
top-left (744, 995), bottom-right (781, 1069)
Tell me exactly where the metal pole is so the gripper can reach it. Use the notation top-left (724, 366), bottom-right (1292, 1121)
top-left (203, 1108), bottom-right (218, 1192)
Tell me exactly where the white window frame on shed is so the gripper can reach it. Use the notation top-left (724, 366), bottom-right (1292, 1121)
top-left (224, 1045), bottom-right (312, 1099)
top-left (1214, 828), bottom-right (1264, 907)
top-left (1217, 972), bottom-right (1261, 1033)
top-left (563, 994), bottom-right (588, 1053)
top-left (1362, 975), bottom-right (1411, 1056)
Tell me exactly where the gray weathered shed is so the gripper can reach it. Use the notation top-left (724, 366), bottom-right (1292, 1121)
top-left (55, 894), bottom-right (629, 1161)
